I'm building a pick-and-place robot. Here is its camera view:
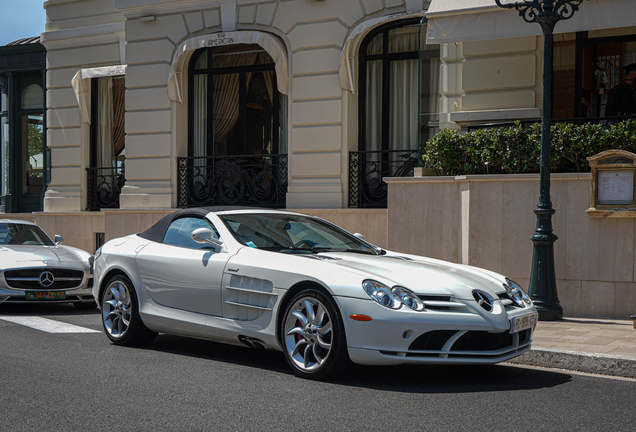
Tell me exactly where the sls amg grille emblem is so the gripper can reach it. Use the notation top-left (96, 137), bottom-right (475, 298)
top-left (38, 271), bottom-right (55, 287)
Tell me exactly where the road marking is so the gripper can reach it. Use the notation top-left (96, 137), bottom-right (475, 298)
top-left (0, 316), bottom-right (100, 333)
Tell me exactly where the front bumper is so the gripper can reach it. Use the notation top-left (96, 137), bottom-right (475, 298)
top-left (0, 277), bottom-right (94, 305)
top-left (336, 295), bottom-right (536, 366)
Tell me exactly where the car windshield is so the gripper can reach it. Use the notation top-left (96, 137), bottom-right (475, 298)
top-left (0, 222), bottom-right (55, 246)
top-left (219, 213), bottom-right (380, 255)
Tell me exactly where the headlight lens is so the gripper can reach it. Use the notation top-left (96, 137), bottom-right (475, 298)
top-left (392, 286), bottom-right (425, 311)
top-left (363, 280), bottom-right (401, 309)
top-left (95, 247), bottom-right (102, 260)
top-left (505, 278), bottom-right (532, 306)
top-left (362, 280), bottom-right (425, 311)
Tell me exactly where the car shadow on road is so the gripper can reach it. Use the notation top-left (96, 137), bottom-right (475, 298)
top-left (140, 334), bottom-right (573, 393)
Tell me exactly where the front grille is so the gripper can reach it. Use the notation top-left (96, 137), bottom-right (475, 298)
top-left (408, 330), bottom-right (457, 350)
top-left (407, 329), bottom-right (533, 355)
top-left (4, 268), bottom-right (84, 289)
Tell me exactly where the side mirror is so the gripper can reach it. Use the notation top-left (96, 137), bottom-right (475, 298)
top-left (191, 228), bottom-right (223, 250)
top-left (353, 233), bottom-right (365, 241)
top-left (54, 235), bottom-right (63, 245)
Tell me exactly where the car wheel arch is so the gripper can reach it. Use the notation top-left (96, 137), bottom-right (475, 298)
top-left (276, 280), bottom-right (341, 348)
top-left (98, 268), bottom-right (136, 304)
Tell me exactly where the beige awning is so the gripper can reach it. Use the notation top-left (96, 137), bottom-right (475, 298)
top-left (338, 10), bottom-right (427, 94)
top-left (426, 0), bottom-right (636, 44)
top-left (167, 31), bottom-right (289, 104)
top-left (71, 65), bottom-right (126, 125)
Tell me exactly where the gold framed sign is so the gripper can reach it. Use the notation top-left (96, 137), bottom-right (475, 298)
top-left (587, 150), bottom-right (636, 217)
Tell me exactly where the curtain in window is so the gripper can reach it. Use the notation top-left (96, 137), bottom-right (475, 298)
top-left (211, 52), bottom-right (258, 147)
top-left (97, 77), bottom-right (114, 167)
top-left (364, 26), bottom-right (440, 153)
top-left (365, 61), bottom-right (383, 153)
top-left (193, 53), bottom-right (208, 159)
top-left (112, 78), bottom-right (125, 157)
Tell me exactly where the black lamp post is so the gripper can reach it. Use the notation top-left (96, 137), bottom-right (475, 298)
top-left (494, 0), bottom-right (586, 321)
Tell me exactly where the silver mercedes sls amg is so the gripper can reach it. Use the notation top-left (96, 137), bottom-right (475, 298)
top-left (0, 219), bottom-right (95, 308)
top-left (92, 207), bottom-right (537, 379)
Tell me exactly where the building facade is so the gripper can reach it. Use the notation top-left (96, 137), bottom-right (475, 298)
top-left (1, 0), bottom-right (635, 317)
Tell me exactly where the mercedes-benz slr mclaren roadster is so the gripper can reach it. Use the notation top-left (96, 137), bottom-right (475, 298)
top-left (92, 207), bottom-right (537, 379)
top-left (0, 219), bottom-right (95, 308)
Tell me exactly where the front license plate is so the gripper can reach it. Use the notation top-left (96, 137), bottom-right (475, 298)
top-left (509, 312), bottom-right (538, 334)
top-left (25, 291), bottom-right (66, 300)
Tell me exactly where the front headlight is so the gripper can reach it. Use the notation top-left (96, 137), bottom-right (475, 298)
top-left (362, 280), bottom-right (425, 311)
top-left (505, 278), bottom-right (532, 306)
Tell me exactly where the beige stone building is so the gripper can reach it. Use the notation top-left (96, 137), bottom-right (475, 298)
top-left (1, 0), bottom-right (635, 317)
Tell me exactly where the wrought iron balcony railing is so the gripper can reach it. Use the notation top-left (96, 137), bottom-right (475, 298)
top-left (86, 166), bottom-right (126, 211)
top-left (177, 154), bottom-right (288, 208)
top-left (349, 149), bottom-right (418, 208)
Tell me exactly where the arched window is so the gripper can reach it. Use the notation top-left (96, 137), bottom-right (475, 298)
top-left (189, 44), bottom-right (281, 158)
top-left (181, 43), bottom-right (288, 208)
top-left (358, 19), bottom-right (440, 153)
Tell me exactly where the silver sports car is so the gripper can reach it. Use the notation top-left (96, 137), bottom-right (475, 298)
top-left (92, 207), bottom-right (537, 379)
top-left (0, 219), bottom-right (95, 308)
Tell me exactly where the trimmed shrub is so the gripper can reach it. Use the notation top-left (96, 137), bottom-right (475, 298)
top-left (421, 120), bottom-right (636, 175)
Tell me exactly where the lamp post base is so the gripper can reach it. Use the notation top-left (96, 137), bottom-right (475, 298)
top-left (528, 207), bottom-right (562, 321)
top-left (533, 301), bottom-right (563, 321)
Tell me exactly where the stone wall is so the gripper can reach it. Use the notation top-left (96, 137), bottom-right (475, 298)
top-left (385, 174), bottom-right (636, 319)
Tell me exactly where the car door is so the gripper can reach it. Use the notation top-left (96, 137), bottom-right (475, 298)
top-left (135, 217), bottom-right (227, 316)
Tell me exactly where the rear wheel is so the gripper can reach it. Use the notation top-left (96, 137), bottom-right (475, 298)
top-left (281, 289), bottom-right (350, 380)
top-left (100, 275), bottom-right (157, 346)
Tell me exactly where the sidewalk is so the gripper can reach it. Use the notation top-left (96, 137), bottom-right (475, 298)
top-left (507, 317), bottom-right (636, 378)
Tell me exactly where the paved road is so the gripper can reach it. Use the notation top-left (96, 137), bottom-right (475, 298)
top-left (1, 304), bottom-right (635, 432)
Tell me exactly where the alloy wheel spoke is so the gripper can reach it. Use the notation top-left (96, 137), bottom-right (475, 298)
top-left (286, 326), bottom-right (304, 336)
top-left (291, 310), bottom-right (307, 327)
top-left (109, 285), bottom-right (120, 302)
top-left (303, 300), bottom-right (316, 324)
top-left (291, 339), bottom-right (308, 357)
top-left (317, 321), bottom-right (332, 337)
top-left (314, 304), bottom-right (327, 326)
top-left (303, 344), bottom-right (313, 368)
top-left (316, 334), bottom-right (331, 349)
top-left (104, 310), bottom-right (117, 322)
top-left (312, 343), bottom-right (324, 364)
top-left (105, 299), bottom-right (117, 309)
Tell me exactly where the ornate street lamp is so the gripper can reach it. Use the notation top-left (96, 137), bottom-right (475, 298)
top-left (494, 0), bottom-right (587, 321)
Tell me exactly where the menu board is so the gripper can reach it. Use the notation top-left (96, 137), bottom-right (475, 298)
top-left (597, 169), bottom-right (634, 206)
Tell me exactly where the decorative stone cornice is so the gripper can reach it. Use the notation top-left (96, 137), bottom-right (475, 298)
top-left (40, 22), bottom-right (126, 50)
top-left (114, 0), bottom-right (222, 18)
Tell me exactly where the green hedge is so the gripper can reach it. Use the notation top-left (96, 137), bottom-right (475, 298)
top-left (421, 120), bottom-right (636, 175)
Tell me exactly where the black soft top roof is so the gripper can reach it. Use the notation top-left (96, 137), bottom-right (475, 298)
top-left (137, 206), bottom-right (264, 243)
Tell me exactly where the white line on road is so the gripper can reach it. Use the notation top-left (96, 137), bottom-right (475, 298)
top-left (0, 316), bottom-right (100, 333)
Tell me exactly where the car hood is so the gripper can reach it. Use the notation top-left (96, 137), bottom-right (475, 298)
top-left (313, 252), bottom-right (506, 299)
top-left (0, 245), bottom-right (87, 269)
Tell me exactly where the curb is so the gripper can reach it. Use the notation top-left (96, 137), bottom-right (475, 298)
top-left (506, 348), bottom-right (636, 378)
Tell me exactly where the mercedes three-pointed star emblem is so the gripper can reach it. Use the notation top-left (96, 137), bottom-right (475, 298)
top-left (38, 271), bottom-right (55, 288)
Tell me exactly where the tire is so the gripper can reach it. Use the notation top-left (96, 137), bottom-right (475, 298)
top-left (281, 289), bottom-right (351, 380)
top-left (74, 301), bottom-right (97, 310)
top-left (100, 275), bottom-right (157, 346)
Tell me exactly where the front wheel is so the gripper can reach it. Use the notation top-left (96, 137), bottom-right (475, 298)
top-left (100, 275), bottom-right (157, 346)
top-left (281, 289), bottom-right (350, 380)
